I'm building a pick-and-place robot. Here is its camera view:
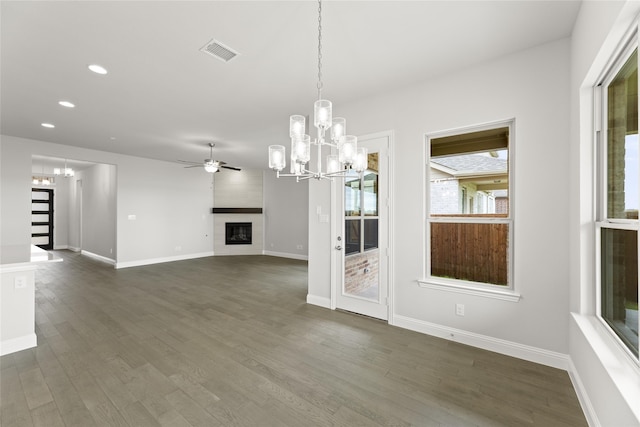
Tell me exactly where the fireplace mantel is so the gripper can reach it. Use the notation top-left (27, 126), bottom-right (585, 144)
top-left (211, 208), bottom-right (263, 214)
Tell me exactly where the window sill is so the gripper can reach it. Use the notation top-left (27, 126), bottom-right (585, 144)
top-left (417, 279), bottom-right (521, 302)
top-left (571, 313), bottom-right (640, 423)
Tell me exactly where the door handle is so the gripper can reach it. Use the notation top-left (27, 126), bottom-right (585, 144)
top-left (335, 245), bottom-right (342, 250)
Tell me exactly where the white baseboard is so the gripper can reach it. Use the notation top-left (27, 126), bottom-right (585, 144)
top-left (213, 251), bottom-right (263, 256)
top-left (567, 357), bottom-right (600, 427)
top-left (68, 246), bottom-right (81, 252)
top-left (1, 333), bottom-right (37, 356)
top-left (307, 294), bottom-right (331, 308)
top-left (81, 250), bottom-right (116, 266)
top-left (115, 251), bottom-right (214, 269)
top-left (393, 314), bottom-right (570, 370)
top-left (263, 250), bottom-right (309, 261)
top-left (53, 244), bottom-right (68, 250)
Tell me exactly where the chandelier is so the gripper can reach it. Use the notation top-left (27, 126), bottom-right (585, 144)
top-left (54, 159), bottom-right (74, 177)
top-left (32, 164), bottom-right (52, 185)
top-left (268, 0), bottom-right (367, 181)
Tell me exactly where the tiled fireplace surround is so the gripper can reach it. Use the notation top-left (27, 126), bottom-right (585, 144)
top-left (212, 170), bottom-right (263, 256)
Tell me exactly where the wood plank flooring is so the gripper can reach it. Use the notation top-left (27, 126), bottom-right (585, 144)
top-left (1, 251), bottom-right (587, 426)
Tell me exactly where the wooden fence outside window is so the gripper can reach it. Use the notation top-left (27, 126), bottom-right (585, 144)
top-left (430, 221), bottom-right (509, 286)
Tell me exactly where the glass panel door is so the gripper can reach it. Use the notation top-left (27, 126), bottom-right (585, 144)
top-left (334, 134), bottom-right (389, 320)
top-left (343, 168), bottom-right (380, 300)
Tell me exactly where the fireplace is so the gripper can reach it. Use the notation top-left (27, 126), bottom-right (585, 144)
top-left (225, 222), bottom-right (252, 245)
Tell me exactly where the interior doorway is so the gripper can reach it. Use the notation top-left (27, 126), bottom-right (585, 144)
top-left (31, 156), bottom-right (114, 259)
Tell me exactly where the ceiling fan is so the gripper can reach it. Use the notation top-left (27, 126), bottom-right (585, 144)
top-left (177, 143), bottom-right (241, 173)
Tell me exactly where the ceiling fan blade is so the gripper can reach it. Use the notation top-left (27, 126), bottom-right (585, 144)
top-left (221, 165), bottom-right (241, 171)
top-left (183, 165), bottom-right (203, 168)
top-left (176, 159), bottom-right (201, 165)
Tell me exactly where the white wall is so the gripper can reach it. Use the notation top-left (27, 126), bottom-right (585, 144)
top-left (68, 176), bottom-right (81, 251)
top-left (0, 266), bottom-right (36, 356)
top-left (1, 138), bottom-right (32, 246)
top-left (53, 176), bottom-right (70, 249)
top-left (569, 1), bottom-right (640, 425)
top-left (2, 135), bottom-right (308, 266)
top-left (1, 135), bottom-right (214, 267)
top-left (263, 172), bottom-right (309, 259)
top-left (308, 39), bottom-right (572, 357)
top-left (78, 163), bottom-right (117, 260)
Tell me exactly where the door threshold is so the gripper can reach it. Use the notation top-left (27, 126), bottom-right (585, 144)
top-left (336, 308), bottom-right (386, 322)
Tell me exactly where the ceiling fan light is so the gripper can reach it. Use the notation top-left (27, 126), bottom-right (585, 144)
top-left (204, 161), bottom-right (218, 173)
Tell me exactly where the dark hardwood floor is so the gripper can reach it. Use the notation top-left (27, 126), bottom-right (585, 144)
top-left (1, 250), bottom-right (587, 426)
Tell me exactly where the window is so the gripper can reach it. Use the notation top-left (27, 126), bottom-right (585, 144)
top-left (597, 42), bottom-right (639, 359)
top-left (345, 154), bottom-right (379, 255)
top-left (426, 122), bottom-right (513, 290)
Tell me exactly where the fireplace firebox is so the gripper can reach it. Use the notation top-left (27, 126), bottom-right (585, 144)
top-left (225, 222), bottom-right (252, 245)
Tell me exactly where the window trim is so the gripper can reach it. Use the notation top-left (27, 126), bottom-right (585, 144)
top-left (421, 119), bottom-right (517, 300)
top-left (595, 32), bottom-right (640, 363)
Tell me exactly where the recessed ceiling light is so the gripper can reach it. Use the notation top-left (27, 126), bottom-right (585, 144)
top-left (59, 100), bottom-right (75, 108)
top-left (41, 123), bottom-right (55, 128)
top-left (88, 64), bottom-right (108, 75)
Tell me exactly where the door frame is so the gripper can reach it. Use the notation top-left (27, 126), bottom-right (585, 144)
top-left (330, 130), bottom-right (394, 323)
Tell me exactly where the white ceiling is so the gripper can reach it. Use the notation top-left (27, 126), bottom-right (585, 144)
top-left (2, 1), bottom-right (582, 170)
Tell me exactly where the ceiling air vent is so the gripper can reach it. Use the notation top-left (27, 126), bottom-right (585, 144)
top-left (200, 39), bottom-right (239, 63)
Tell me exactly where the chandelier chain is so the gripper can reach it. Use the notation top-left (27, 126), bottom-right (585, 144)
top-left (317, 0), bottom-right (323, 100)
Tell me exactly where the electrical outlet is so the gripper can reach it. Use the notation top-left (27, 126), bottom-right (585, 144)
top-left (455, 303), bottom-right (465, 316)
top-left (296, 244), bottom-right (303, 250)
top-left (174, 246), bottom-right (182, 252)
top-left (14, 276), bottom-right (27, 289)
